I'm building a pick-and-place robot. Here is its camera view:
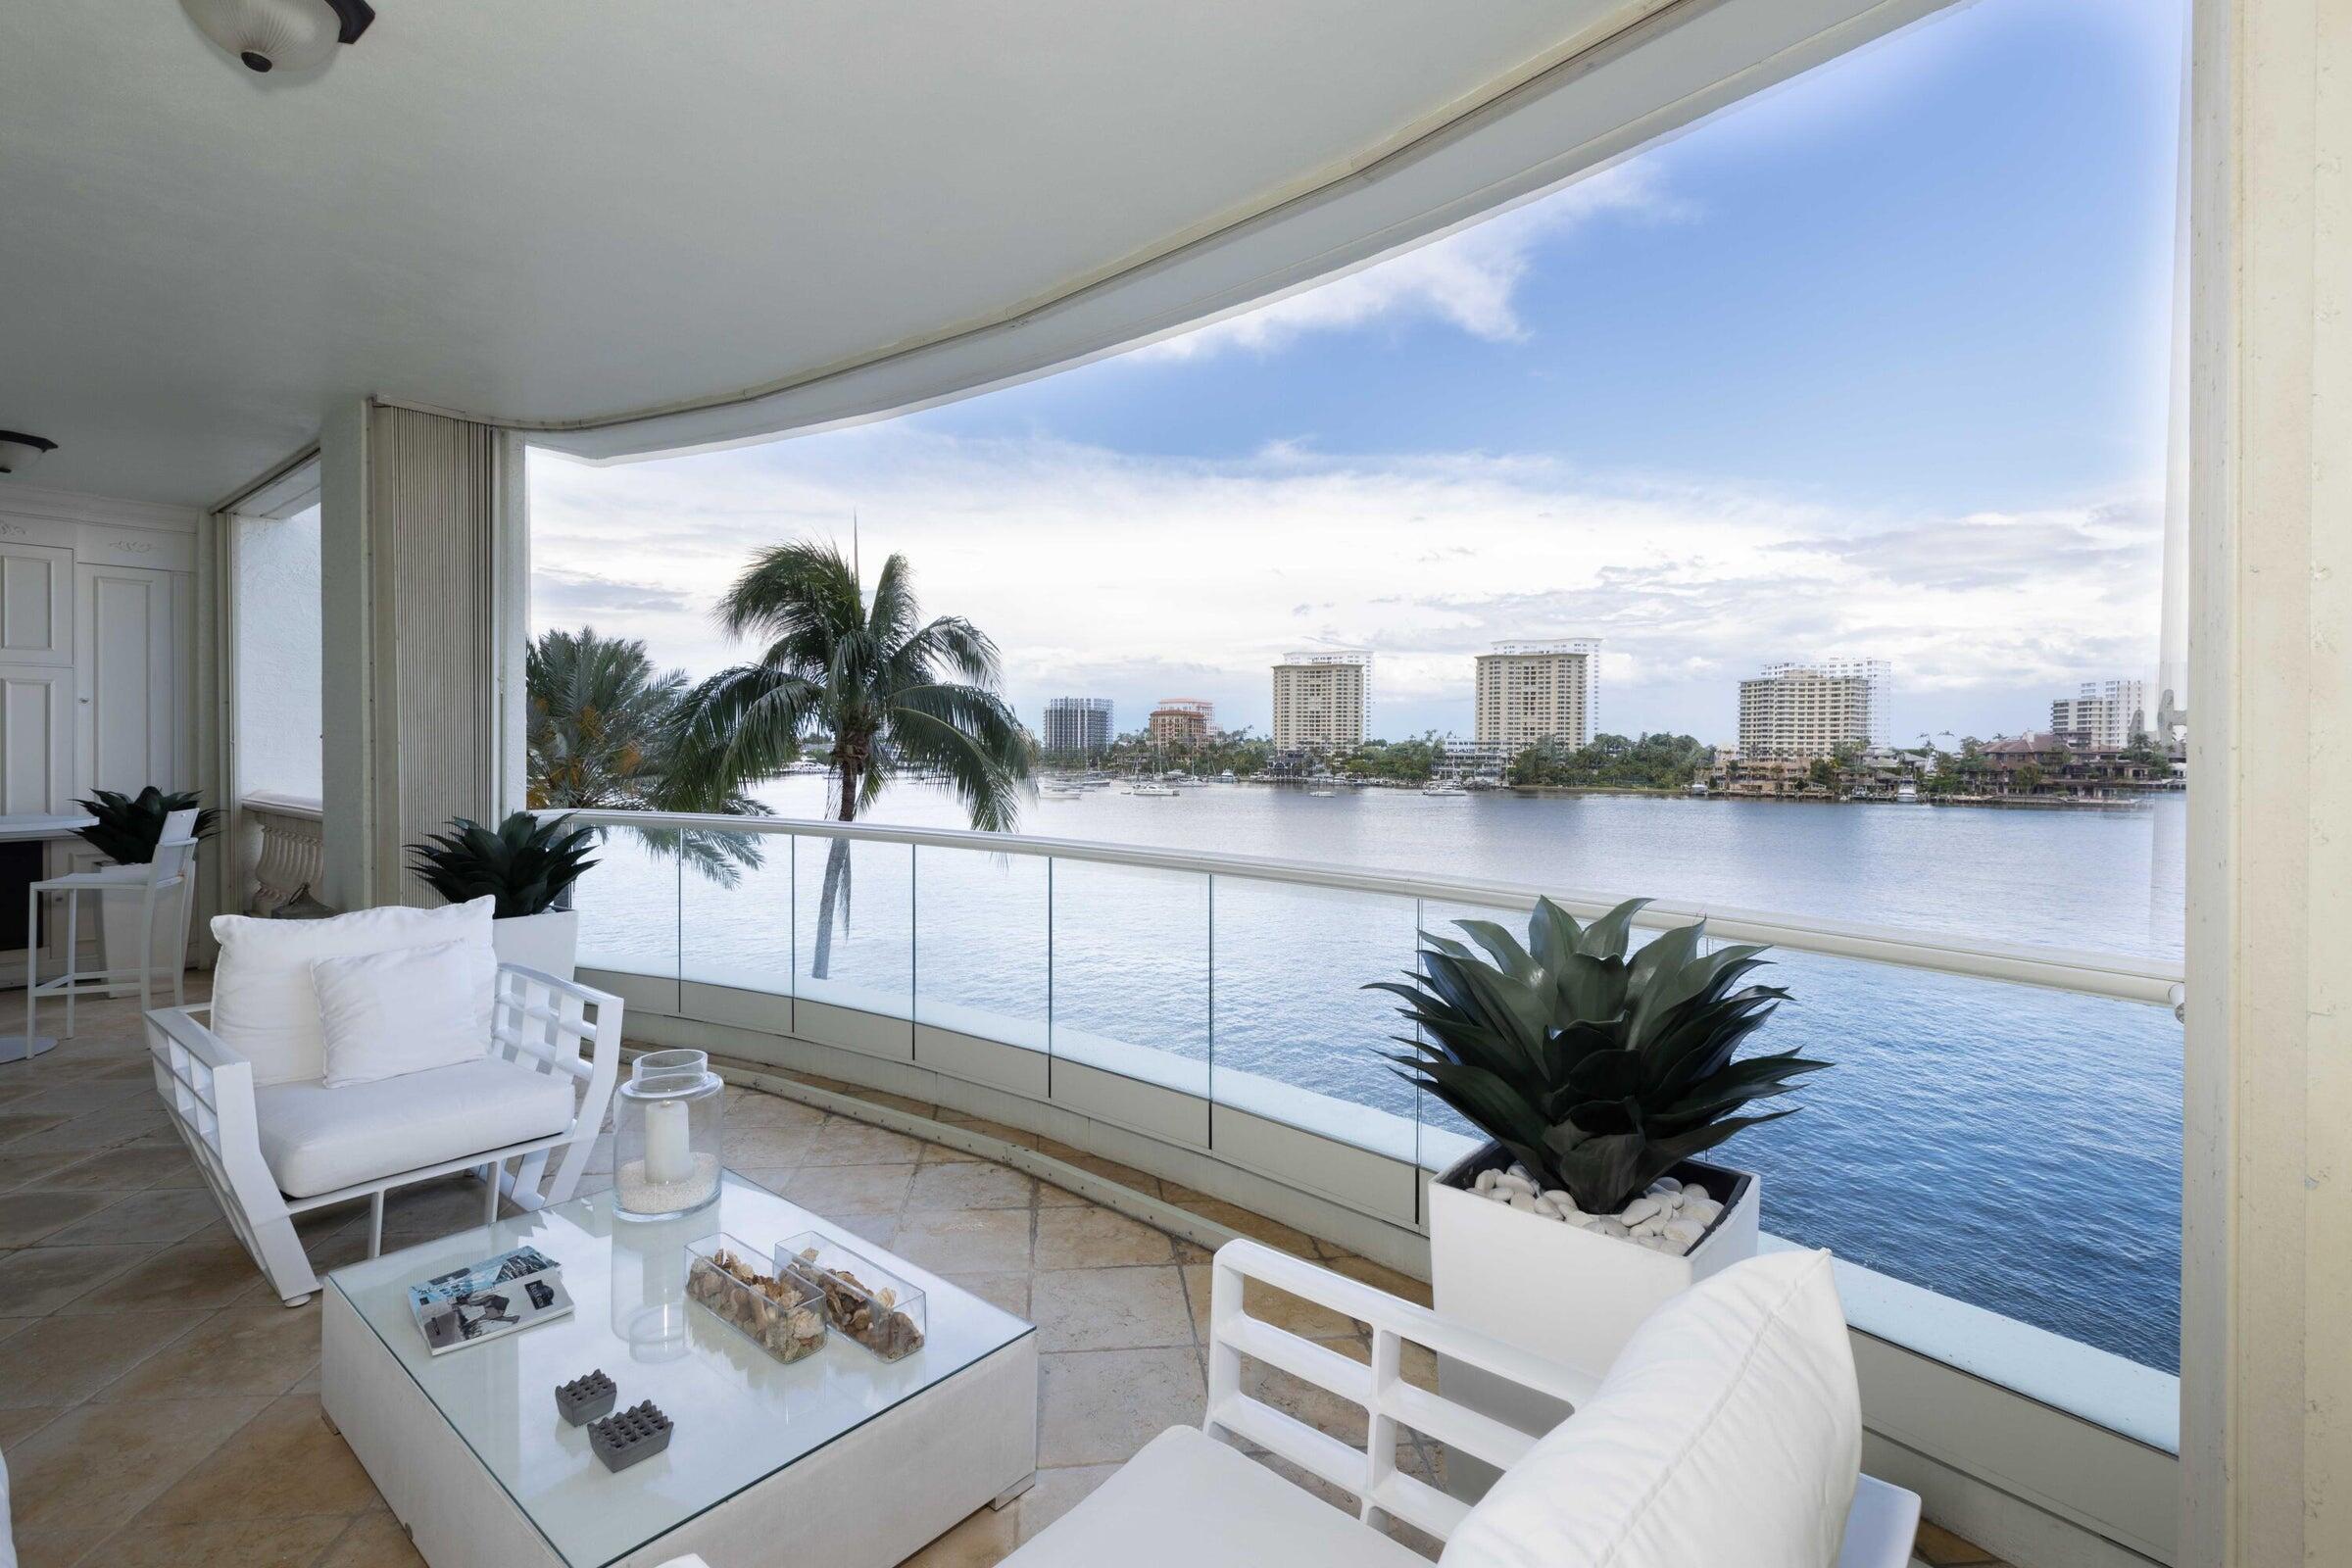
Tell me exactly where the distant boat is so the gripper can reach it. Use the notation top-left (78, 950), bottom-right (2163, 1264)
top-left (1896, 781), bottom-right (1920, 804)
top-left (1127, 782), bottom-right (1178, 797)
top-left (1220, 770), bottom-right (1238, 783)
top-left (1307, 788), bottom-right (1338, 798)
top-left (1422, 781), bottom-right (1468, 798)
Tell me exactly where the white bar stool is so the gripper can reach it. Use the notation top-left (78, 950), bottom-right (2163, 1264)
top-left (26, 808), bottom-right (201, 1039)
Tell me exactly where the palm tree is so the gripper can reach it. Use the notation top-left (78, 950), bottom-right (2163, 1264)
top-left (668, 541), bottom-right (1033, 977)
top-left (525, 626), bottom-right (762, 885)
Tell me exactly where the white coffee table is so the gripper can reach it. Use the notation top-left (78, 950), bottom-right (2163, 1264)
top-left (322, 1170), bottom-right (1039, 1568)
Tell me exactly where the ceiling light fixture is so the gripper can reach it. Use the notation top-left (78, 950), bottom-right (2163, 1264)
top-left (180, 0), bottom-right (375, 74)
top-left (0, 432), bottom-right (58, 477)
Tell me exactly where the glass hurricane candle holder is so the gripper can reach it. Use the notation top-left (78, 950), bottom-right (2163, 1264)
top-left (613, 1049), bottom-right (723, 1220)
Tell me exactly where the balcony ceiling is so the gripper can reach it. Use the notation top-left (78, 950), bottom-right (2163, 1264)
top-left (0, 0), bottom-right (1644, 507)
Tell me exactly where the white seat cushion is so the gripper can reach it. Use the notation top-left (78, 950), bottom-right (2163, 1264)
top-left (210, 897), bottom-right (495, 1085)
top-left (1000, 1427), bottom-right (1427, 1568)
top-left (1440, 1249), bottom-right (1861, 1568)
top-left (254, 1055), bottom-right (576, 1198)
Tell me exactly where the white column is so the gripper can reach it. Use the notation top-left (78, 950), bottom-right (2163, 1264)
top-left (2181, 0), bottom-right (2352, 1561)
top-left (318, 399), bottom-right (508, 908)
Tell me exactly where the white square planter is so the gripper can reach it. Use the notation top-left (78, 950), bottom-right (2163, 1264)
top-left (492, 909), bottom-right (579, 981)
top-left (1429, 1143), bottom-right (1758, 1500)
top-left (94, 878), bottom-right (192, 1000)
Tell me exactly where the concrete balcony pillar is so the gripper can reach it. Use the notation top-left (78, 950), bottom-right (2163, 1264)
top-left (2183, 0), bottom-right (2352, 1560)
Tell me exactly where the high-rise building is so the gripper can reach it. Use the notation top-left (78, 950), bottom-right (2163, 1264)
top-left (1474, 639), bottom-right (1601, 755)
top-left (2050, 679), bottom-right (2148, 750)
top-left (1738, 660), bottom-right (1889, 759)
top-left (1148, 698), bottom-right (1215, 750)
top-left (1040, 696), bottom-right (1113, 758)
top-left (1270, 651), bottom-right (1371, 754)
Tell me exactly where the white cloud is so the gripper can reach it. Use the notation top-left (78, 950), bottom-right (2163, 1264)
top-left (1134, 163), bottom-right (1687, 361)
top-left (529, 430), bottom-right (2161, 744)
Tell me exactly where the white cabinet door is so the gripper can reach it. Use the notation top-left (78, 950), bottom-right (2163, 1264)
top-left (0, 665), bottom-right (71, 814)
top-left (75, 563), bottom-right (182, 796)
top-left (0, 541), bottom-right (73, 665)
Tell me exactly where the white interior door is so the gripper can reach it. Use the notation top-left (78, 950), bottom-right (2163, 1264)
top-left (0, 665), bottom-right (71, 814)
top-left (0, 542), bottom-right (73, 665)
top-left (75, 563), bottom-right (181, 797)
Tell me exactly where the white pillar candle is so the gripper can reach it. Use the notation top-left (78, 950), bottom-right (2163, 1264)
top-left (643, 1098), bottom-right (693, 1185)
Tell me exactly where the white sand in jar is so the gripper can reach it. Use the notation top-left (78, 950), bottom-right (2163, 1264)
top-left (615, 1153), bottom-right (721, 1215)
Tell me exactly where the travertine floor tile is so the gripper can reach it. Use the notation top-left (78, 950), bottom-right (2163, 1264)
top-left (781, 1160), bottom-right (915, 1214)
top-left (1038, 1347), bottom-right (1204, 1467)
top-left (42, 1184), bottom-right (222, 1247)
top-left (0, 1308), bottom-right (193, 1406)
top-left (1034, 1204), bottom-right (1175, 1269)
top-left (1030, 1266), bottom-right (1195, 1352)
top-left (0, 1188), bottom-right (123, 1248)
top-left (719, 1119), bottom-right (818, 1164)
top-left (63, 1227), bottom-right (265, 1313)
top-left (317, 1510), bottom-right (428, 1566)
top-left (941, 1271), bottom-right (1031, 1319)
top-left (32, 1144), bottom-right (203, 1191)
top-left (893, 1207), bottom-right (1034, 1274)
top-left (137, 1393), bottom-right (380, 1523)
top-left (79, 1514), bottom-right (352, 1568)
top-left (3, 1395), bottom-right (269, 1532)
top-left (98, 1294), bottom-right (321, 1401)
top-left (0, 1150), bottom-right (90, 1191)
top-left (0, 1243), bottom-right (148, 1315)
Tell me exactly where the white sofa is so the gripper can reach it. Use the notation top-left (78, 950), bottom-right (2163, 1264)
top-left (146, 900), bottom-right (621, 1306)
top-left (1002, 1240), bottom-right (1921, 1568)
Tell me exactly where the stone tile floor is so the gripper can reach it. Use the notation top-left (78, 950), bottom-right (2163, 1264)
top-left (0, 979), bottom-right (1996, 1567)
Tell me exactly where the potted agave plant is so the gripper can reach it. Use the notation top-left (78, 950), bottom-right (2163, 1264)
top-left (406, 811), bottom-right (597, 979)
top-left (1373, 895), bottom-right (1827, 1374)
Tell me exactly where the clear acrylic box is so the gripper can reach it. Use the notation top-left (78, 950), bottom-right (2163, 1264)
top-left (776, 1232), bottom-right (927, 1360)
top-left (683, 1233), bottom-right (827, 1364)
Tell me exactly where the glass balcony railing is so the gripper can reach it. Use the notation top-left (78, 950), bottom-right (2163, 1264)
top-left (557, 807), bottom-right (2185, 1418)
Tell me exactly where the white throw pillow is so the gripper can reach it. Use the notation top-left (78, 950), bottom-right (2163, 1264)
top-left (1440, 1249), bottom-right (1861, 1568)
top-left (314, 935), bottom-right (498, 1088)
top-left (209, 898), bottom-right (496, 1085)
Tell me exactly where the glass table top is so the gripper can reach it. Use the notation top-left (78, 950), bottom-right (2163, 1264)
top-left (328, 1170), bottom-right (1035, 1567)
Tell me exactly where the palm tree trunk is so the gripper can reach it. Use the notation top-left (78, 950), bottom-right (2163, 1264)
top-left (810, 764), bottom-right (858, 980)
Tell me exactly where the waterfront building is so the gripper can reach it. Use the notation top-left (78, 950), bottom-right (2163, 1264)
top-left (1270, 650), bottom-right (1371, 754)
top-left (1738, 659), bottom-right (1890, 759)
top-left (2051, 678), bottom-right (2149, 750)
top-left (1041, 695), bottom-right (1113, 758)
top-left (1148, 697), bottom-right (1215, 750)
top-left (1473, 638), bottom-right (1601, 753)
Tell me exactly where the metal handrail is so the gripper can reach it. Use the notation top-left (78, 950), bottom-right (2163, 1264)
top-left (542, 806), bottom-right (2184, 1008)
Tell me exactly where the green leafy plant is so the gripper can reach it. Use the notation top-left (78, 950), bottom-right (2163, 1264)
top-left (407, 811), bottom-right (598, 918)
top-left (73, 787), bottom-right (220, 864)
top-left (1369, 896), bottom-right (1828, 1216)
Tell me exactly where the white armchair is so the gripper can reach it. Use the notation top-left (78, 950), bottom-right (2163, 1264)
top-left (147, 960), bottom-right (621, 1306)
top-left (1002, 1240), bottom-right (1921, 1568)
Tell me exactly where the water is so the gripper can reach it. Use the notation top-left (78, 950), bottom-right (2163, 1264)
top-left (571, 778), bottom-right (2185, 1373)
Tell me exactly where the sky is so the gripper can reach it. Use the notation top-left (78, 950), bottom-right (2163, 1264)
top-left (528, 0), bottom-right (2187, 749)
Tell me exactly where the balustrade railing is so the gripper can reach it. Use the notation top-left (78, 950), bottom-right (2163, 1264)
top-left (547, 806), bottom-right (2185, 1388)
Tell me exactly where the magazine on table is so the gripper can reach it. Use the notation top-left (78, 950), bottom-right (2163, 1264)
top-left (407, 1245), bottom-right (572, 1354)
